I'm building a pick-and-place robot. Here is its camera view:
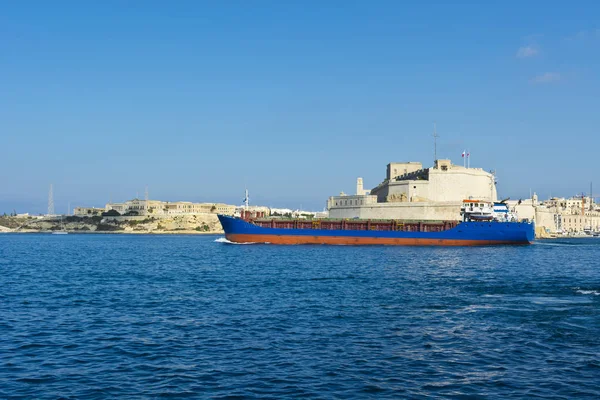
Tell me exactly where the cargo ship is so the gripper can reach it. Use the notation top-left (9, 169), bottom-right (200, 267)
top-left (218, 200), bottom-right (535, 246)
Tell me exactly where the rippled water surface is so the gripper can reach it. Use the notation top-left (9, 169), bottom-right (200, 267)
top-left (1, 234), bottom-right (600, 399)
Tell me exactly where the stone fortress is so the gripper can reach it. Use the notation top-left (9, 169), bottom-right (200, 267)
top-left (327, 159), bottom-right (497, 221)
top-left (326, 157), bottom-right (599, 236)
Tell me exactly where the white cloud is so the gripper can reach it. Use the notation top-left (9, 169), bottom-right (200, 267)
top-left (530, 72), bottom-right (560, 84)
top-left (516, 46), bottom-right (539, 58)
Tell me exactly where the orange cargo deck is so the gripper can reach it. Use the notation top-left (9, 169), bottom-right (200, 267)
top-left (250, 218), bottom-right (459, 233)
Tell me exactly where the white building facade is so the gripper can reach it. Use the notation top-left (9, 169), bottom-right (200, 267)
top-left (327, 159), bottom-right (498, 221)
top-left (104, 199), bottom-right (237, 216)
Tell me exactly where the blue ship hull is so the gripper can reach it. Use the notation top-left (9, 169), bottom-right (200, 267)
top-left (218, 215), bottom-right (535, 246)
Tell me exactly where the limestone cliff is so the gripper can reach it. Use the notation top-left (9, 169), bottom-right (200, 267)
top-left (0, 214), bottom-right (224, 234)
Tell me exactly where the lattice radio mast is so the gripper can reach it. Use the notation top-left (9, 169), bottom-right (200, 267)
top-left (48, 184), bottom-right (55, 216)
top-left (433, 123), bottom-right (439, 163)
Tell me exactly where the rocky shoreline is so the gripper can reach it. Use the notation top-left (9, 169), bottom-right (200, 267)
top-left (0, 214), bottom-right (225, 234)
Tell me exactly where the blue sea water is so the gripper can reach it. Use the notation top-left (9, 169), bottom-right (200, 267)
top-left (1, 234), bottom-right (599, 399)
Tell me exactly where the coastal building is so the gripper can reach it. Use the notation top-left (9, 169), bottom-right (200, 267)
top-left (104, 199), bottom-right (237, 216)
top-left (327, 159), bottom-right (498, 221)
top-left (509, 194), bottom-right (600, 235)
top-left (163, 202), bottom-right (236, 215)
top-left (505, 194), bottom-right (538, 221)
top-left (110, 199), bottom-right (166, 215)
top-left (73, 207), bottom-right (106, 216)
top-left (268, 207), bottom-right (323, 219)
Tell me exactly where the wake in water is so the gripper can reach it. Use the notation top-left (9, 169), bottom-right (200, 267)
top-left (214, 237), bottom-right (269, 245)
top-left (535, 241), bottom-right (595, 247)
top-left (573, 287), bottom-right (600, 296)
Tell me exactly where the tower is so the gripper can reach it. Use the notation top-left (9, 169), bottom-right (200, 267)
top-left (144, 185), bottom-right (149, 215)
top-left (591, 182), bottom-right (594, 211)
top-left (356, 177), bottom-right (364, 195)
top-left (47, 184), bottom-right (55, 216)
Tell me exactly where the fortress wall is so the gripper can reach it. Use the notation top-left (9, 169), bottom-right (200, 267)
top-left (428, 169), bottom-right (497, 202)
top-left (328, 202), bottom-right (463, 221)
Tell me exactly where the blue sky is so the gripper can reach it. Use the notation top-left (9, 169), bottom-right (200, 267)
top-left (1, 1), bottom-right (599, 213)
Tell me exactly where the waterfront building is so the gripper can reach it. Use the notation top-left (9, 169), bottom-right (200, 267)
top-left (267, 207), bottom-right (322, 219)
top-left (327, 159), bottom-right (498, 221)
top-left (103, 199), bottom-right (237, 216)
top-left (73, 207), bottom-right (106, 216)
top-left (163, 202), bottom-right (236, 215)
top-left (509, 195), bottom-right (600, 235)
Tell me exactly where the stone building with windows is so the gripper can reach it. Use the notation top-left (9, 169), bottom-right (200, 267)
top-left (509, 195), bottom-right (600, 235)
top-left (104, 199), bottom-right (236, 216)
top-left (73, 207), bottom-right (106, 216)
top-left (327, 159), bottom-right (498, 221)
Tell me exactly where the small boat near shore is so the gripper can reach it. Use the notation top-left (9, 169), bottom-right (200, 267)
top-left (51, 216), bottom-right (68, 235)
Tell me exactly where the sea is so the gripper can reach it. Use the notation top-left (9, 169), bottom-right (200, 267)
top-left (1, 234), bottom-right (599, 399)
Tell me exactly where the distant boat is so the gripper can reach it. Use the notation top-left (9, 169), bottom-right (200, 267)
top-left (52, 215), bottom-right (68, 235)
